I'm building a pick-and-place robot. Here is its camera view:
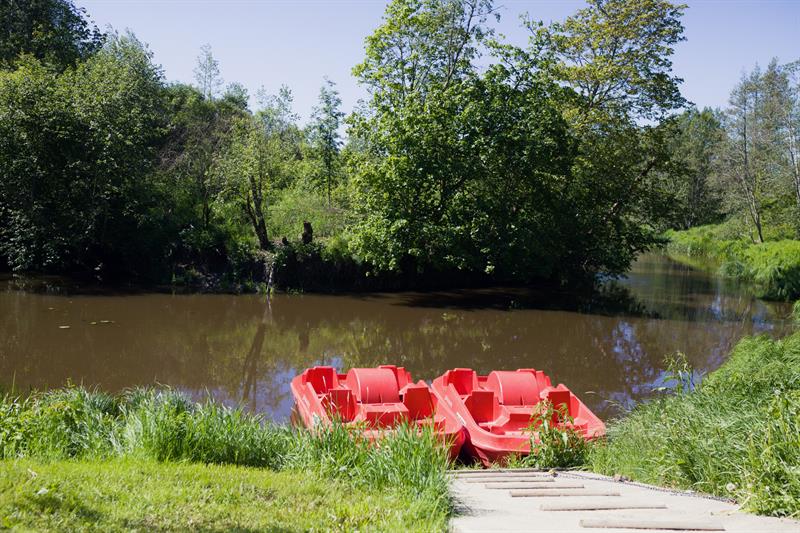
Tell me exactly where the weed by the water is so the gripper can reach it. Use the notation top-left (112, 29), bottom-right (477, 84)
top-left (504, 402), bottom-right (590, 470)
top-left (588, 331), bottom-right (800, 517)
top-left (666, 224), bottom-right (800, 300)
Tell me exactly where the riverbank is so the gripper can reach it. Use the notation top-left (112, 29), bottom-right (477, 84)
top-left (3, 330), bottom-right (800, 527)
top-left (589, 329), bottom-right (800, 517)
top-left (0, 388), bottom-right (451, 531)
top-left (665, 223), bottom-right (800, 300)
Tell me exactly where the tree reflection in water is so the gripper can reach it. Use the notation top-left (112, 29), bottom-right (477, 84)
top-left (0, 254), bottom-right (794, 421)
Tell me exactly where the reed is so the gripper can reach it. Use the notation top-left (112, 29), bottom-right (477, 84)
top-left (588, 331), bottom-right (800, 517)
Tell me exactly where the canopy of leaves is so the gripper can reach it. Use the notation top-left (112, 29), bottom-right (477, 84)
top-left (0, 0), bottom-right (103, 70)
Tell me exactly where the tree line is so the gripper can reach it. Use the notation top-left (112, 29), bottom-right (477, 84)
top-left (0, 0), bottom-right (795, 290)
top-left (662, 61), bottom-right (800, 242)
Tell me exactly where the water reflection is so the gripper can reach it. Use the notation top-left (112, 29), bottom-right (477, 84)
top-left (0, 254), bottom-right (794, 421)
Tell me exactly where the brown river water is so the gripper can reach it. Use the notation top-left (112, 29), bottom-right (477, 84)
top-left (0, 253), bottom-right (795, 422)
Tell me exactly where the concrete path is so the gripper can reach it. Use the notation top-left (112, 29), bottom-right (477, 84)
top-left (449, 469), bottom-right (800, 533)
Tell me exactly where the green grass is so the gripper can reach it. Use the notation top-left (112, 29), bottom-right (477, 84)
top-left (589, 330), bottom-right (800, 517)
top-left (665, 223), bottom-right (800, 300)
top-left (0, 388), bottom-right (451, 531)
top-left (0, 458), bottom-right (433, 531)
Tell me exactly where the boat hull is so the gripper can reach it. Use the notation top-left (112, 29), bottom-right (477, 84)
top-left (432, 368), bottom-right (605, 467)
top-left (291, 365), bottom-right (465, 460)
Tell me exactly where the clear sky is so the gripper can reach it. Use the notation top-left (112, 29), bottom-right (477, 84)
top-left (77, 0), bottom-right (800, 122)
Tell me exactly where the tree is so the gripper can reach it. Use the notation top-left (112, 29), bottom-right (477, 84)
top-left (0, 0), bottom-right (103, 70)
top-left (353, 0), bottom-right (498, 107)
top-left (309, 78), bottom-right (344, 203)
top-left (0, 32), bottom-right (167, 274)
top-left (719, 63), bottom-right (794, 243)
top-left (216, 88), bottom-right (303, 252)
top-left (661, 108), bottom-right (725, 229)
top-left (541, 0), bottom-right (687, 125)
top-left (193, 44), bottom-right (223, 100)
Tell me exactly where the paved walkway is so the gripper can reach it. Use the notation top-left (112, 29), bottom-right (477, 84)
top-left (449, 469), bottom-right (800, 533)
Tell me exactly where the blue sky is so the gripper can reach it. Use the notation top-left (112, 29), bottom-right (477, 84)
top-left (78, 0), bottom-right (799, 122)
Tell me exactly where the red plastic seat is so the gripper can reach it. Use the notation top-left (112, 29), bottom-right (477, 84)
top-left (358, 403), bottom-right (409, 426)
top-left (301, 366), bottom-right (339, 393)
top-left (402, 382), bottom-right (434, 419)
top-left (485, 371), bottom-right (540, 405)
top-left (465, 389), bottom-right (498, 423)
top-left (322, 388), bottom-right (356, 422)
top-left (443, 368), bottom-right (479, 396)
top-left (345, 368), bottom-right (400, 403)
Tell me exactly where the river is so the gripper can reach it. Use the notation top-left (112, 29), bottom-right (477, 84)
top-left (0, 253), bottom-right (794, 421)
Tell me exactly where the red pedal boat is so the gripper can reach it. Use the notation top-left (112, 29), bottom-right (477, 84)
top-left (290, 365), bottom-right (465, 460)
top-left (432, 368), bottom-right (605, 466)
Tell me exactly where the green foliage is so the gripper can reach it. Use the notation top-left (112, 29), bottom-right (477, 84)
top-left (793, 300), bottom-right (800, 323)
top-left (589, 331), bottom-right (800, 517)
top-left (309, 78), bottom-right (345, 203)
top-left (0, 33), bottom-right (167, 276)
top-left (0, 0), bottom-right (103, 70)
top-left (545, 0), bottom-right (687, 123)
top-left (347, 0), bottom-right (688, 283)
top-left (667, 223), bottom-right (800, 300)
top-left (512, 402), bottom-right (591, 469)
top-left (658, 108), bottom-right (725, 229)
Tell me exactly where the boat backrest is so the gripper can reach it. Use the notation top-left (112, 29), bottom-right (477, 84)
top-left (401, 381), bottom-right (434, 419)
top-left (543, 386), bottom-right (574, 419)
top-left (322, 388), bottom-right (356, 422)
top-left (485, 371), bottom-right (540, 406)
top-left (379, 365), bottom-right (412, 390)
top-left (465, 389), bottom-right (499, 423)
top-left (302, 366), bottom-right (339, 394)
top-left (345, 367), bottom-right (401, 404)
top-left (444, 368), bottom-right (478, 395)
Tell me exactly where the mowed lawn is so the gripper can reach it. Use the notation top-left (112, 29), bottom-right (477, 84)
top-left (0, 459), bottom-right (442, 531)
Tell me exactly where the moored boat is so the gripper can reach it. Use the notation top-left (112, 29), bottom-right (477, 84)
top-left (431, 368), bottom-right (605, 466)
top-left (290, 365), bottom-right (465, 459)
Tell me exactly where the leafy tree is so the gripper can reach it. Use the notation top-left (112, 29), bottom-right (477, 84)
top-left (0, 0), bottom-right (103, 70)
top-left (216, 89), bottom-right (305, 252)
top-left (0, 32), bottom-right (167, 274)
top-left (661, 108), bottom-right (725, 229)
top-left (541, 0), bottom-right (686, 125)
top-left (309, 78), bottom-right (344, 203)
top-left (193, 43), bottom-right (223, 100)
top-left (718, 62), bottom-right (795, 242)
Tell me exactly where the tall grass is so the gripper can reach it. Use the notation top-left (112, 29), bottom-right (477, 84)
top-left (589, 330), bottom-right (800, 517)
top-left (665, 224), bottom-right (800, 300)
top-left (0, 386), bottom-right (452, 521)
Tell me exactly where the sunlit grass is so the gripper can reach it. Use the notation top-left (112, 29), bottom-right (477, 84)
top-left (0, 458), bottom-right (437, 531)
top-left (666, 224), bottom-right (800, 300)
top-left (588, 331), bottom-right (800, 517)
top-left (0, 387), bottom-right (452, 530)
